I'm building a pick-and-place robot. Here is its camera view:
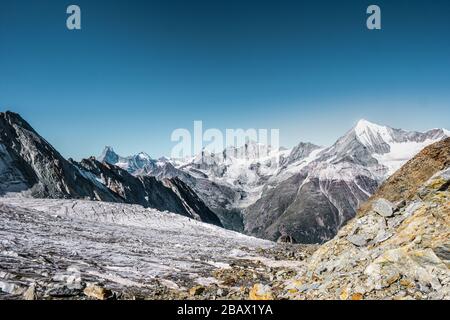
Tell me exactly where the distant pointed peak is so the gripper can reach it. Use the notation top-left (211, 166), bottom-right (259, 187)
top-left (99, 146), bottom-right (120, 164)
top-left (354, 119), bottom-right (391, 136)
top-left (350, 119), bottom-right (394, 148)
top-left (103, 146), bottom-right (116, 153)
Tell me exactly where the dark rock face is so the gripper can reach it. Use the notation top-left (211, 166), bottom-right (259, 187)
top-left (0, 111), bottom-right (222, 227)
top-left (247, 175), bottom-right (379, 244)
top-left (0, 143), bottom-right (34, 194)
top-left (161, 177), bottom-right (224, 226)
top-left (244, 167), bottom-right (379, 244)
top-left (171, 170), bottom-right (244, 231)
top-left (253, 178), bottom-right (377, 243)
top-left (244, 173), bottom-right (306, 239)
top-left (74, 158), bottom-right (170, 209)
top-left (0, 111), bottom-right (117, 201)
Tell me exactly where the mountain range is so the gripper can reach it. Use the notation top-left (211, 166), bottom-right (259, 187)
top-left (1, 110), bottom-right (448, 243)
top-left (98, 118), bottom-right (449, 243)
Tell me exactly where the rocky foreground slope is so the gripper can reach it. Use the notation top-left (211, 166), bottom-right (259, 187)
top-left (277, 137), bottom-right (450, 300)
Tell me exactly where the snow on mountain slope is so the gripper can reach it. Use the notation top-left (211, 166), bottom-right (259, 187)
top-left (177, 141), bottom-right (321, 207)
top-left (352, 119), bottom-right (449, 175)
top-left (267, 147), bottom-right (325, 186)
top-left (186, 141), bottom-right (290, 187)
top-left (244, 120), bottom-right (449, 243)
top-left (0, 196), bottom-right (272, 292)
top-left (314, 119), bottom-right (449, 181)
top-left (99, 141), bottom-right (323, 211)
top-left (354, 119), bottom-right (394, 150)
top-left (99, 141), bottom-right (304, 230)
top-left (373, 141), bottom-right (440, 176)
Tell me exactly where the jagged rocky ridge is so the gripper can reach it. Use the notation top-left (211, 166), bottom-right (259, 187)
top-left (0, 111), bottom-right (222, 226)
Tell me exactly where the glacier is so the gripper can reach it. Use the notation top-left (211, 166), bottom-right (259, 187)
top-left (0, 196), bottom-right (273, 295)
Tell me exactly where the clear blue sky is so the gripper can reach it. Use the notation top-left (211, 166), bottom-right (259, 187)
top-left (1, 0), bottom-right (449, 159)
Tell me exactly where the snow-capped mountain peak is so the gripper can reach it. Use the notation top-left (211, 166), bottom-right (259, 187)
top-left (317, 119), bottom-right (450, 180)
top-left (355, 118), bottom-right (384, 130)
top-left (353, 119), bottom-right (395, 149)
top-left (353, 119), bottom-right (449, 148)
